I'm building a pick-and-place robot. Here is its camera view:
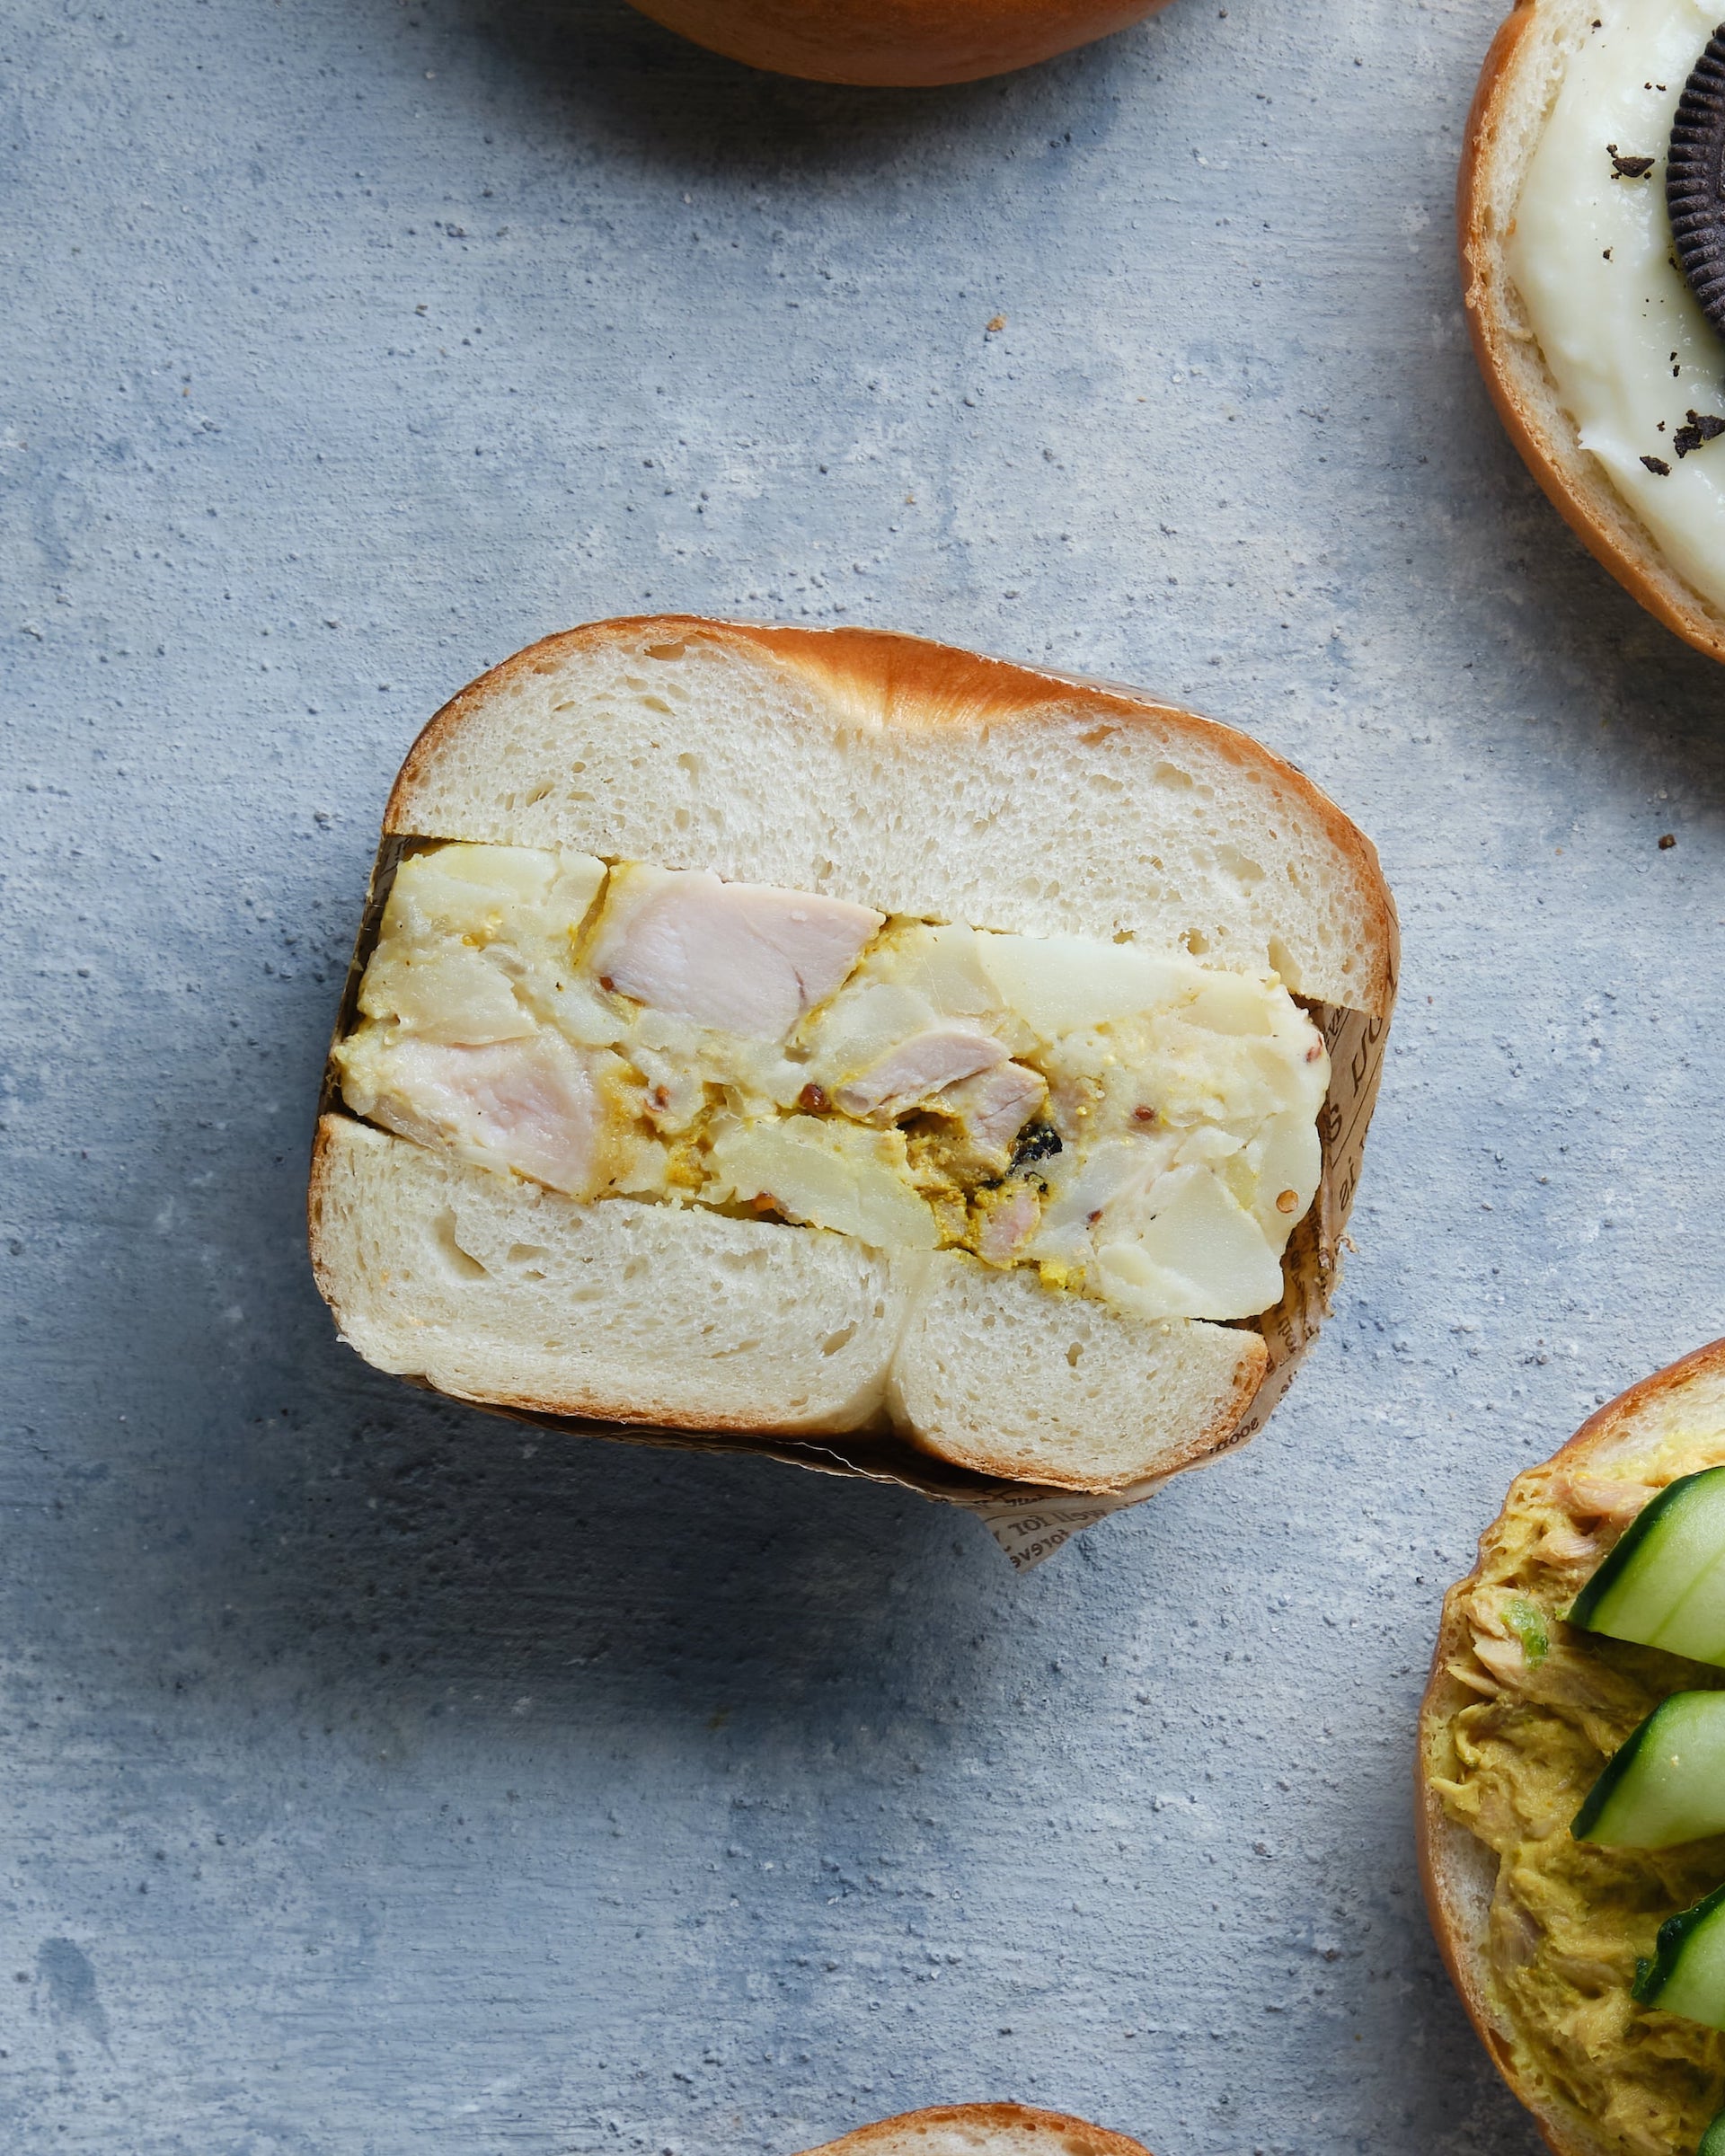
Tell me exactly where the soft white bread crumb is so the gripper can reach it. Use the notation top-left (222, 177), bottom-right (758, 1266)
top-left (310, 1116), bottom-right (922, 1433)
top-left (1463, 0), bottom-right (1725, 659)
top-left (888, 1251), bottom-right (1268, 1493)
top-left (388, 620), bottom-right (1394, 1017)
top-left (792, 2103), bottom-right (1154, 2156)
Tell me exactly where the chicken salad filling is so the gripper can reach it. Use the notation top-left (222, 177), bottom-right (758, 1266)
top-left (332, 842), bottom-right (1331, 1322)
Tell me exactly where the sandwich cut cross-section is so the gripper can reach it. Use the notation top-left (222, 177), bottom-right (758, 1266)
top-left (308, 614), bottom-right (1397, 1497)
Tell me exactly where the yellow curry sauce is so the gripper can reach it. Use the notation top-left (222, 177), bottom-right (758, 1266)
top-left (1430, 1441), bottom-right (1725, 2155)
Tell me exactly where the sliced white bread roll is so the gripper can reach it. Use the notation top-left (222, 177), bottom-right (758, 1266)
top-left (887, 1251), bottom-right (1268, 1489)
top-left (310, 616), bottom-right (1395, 1496)
top-left (1463, 0), bottom-right (1725, 660)
top-left (316, 1115), bottom-right (919, 1434)
top-left (792, 2104), bottom-right (1153, 2156)
top-left (1419, 1340), bottom-right (1725, 2156)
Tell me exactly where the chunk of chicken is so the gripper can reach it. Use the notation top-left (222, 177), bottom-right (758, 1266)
top-left (972, 1182), bottom-right (1043, 1268)
top-left (928, 1059), bottom-right (1048, 1177)
top-left (832, 1028), bottom-right (1007, 1122)
top-left (337, 1031), bottom-right (615, 1198)
top-left (585, 866), bottom-right (881, 1040)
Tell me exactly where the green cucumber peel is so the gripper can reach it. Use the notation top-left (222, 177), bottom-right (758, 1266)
top-left (1570, 1692), bottom-right (1725, 1847)
top-left (1570, 1471), bottom-right (1715, 1630)
top-left (1701, 2109), bottom-right (1725, 2156)
top-left (1570, 1713), bottom-right (1659, 1842)
top-left (1633, 1879), bottom-right (1725, 2008)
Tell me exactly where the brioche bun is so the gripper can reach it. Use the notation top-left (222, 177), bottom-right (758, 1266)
top-left (624, 0), bottom-right (1174, 87)
top-left (1419, 1339), bottom-right (1725, 2156)
top-left (1461, 0), bottom-right (1725, 662)
top-left (793, 2104), bottom-right (1153, 2156)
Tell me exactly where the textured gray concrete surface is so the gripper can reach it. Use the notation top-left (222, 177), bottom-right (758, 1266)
top-left (4, 0), bottom-right (1725, 2150)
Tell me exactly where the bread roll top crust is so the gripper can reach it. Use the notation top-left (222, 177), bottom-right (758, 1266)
top-left (622, 0), bottom-right (1173, 88)
top-left (386, 617), bottom-right (1395, 1020)
top-left (792, 2101), bottom-right (1154, 2156)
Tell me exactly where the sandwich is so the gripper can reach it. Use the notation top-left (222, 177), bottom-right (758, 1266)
top-left (1462, 0), bottom-right (1725, 660)
top-left (1420, 1339), bottom-right (1725, 2156)
top-left (792, 2104), bottom-right (1152, 2156)
top-left (309, 615), bottom-right (1395, 1500)
top-left (623, 0), bottom-right (1174, 87)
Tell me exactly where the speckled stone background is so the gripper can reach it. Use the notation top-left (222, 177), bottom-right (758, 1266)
top-left (4, 0), bottom-right (1724, 2149)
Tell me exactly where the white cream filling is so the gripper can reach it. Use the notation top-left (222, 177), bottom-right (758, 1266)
top-left (1510, 0), bottom-right (1725, 610)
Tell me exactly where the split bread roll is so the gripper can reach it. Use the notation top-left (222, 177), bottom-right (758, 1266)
top-left (309, 616), bottom-right (1395, 1498)
top-left (1462, 0), bottom-right (1725, 661)
top-left (1419, 1340), bottom-right (1725, 2156)
top-left (624, 0), bottom-right (1174, 87)
top-left (792, 2104), bottom-right (1153, 2156)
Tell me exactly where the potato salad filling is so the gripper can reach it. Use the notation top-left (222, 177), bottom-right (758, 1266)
top-left (333, 844), bottom-right (1330, 1322)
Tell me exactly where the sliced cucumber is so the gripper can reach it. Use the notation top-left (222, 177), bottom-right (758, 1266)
top-left (1572, 1693), bottom-right (1725, 1847)
top-left (1703, 2111), bottom-right (1725, 2156)
top-left (1661, 1553), bottom-right (1725, 1668)
top-left (1633, 1881), bottom-right (1725, 2027)
top-left (1570, 1467), bottom-right (1725, 1664)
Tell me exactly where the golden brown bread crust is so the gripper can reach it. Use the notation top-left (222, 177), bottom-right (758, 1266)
top-left (620, 0), bottom-right (1172, 86)
top-left (389, 615), bottom-right (1397, 1020)
top-left (792, 2102), bottom-right (1154, 2156)
top-left (1459, 0), bottom-right (1725, 664)
top-left (1417, 1338), bottom-right (1725, 2156)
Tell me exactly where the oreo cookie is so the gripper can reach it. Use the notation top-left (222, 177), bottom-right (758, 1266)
top-left (1668, 22), bottom-right (1725, 334)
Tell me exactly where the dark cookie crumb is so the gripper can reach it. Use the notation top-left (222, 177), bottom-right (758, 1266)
top-left (1607, 145), bottom-right (1657, 178)
top-left (1641, 454), bottom-right (1673, 474)
top-left (1675, 410), bottom-right (1725, 457)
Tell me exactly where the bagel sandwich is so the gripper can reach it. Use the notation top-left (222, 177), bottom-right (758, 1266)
top-left (624, 0), bottom-right (1174, 88)
top-left (309, 616), bottom-right (1395, 1500)
top-left (1462, 0), bottom-right (1725, 661)
top-left (1420, 1340), bottom-right (1725, 2156)
top-left (792, 2105), bottom-right (1153, 2156)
